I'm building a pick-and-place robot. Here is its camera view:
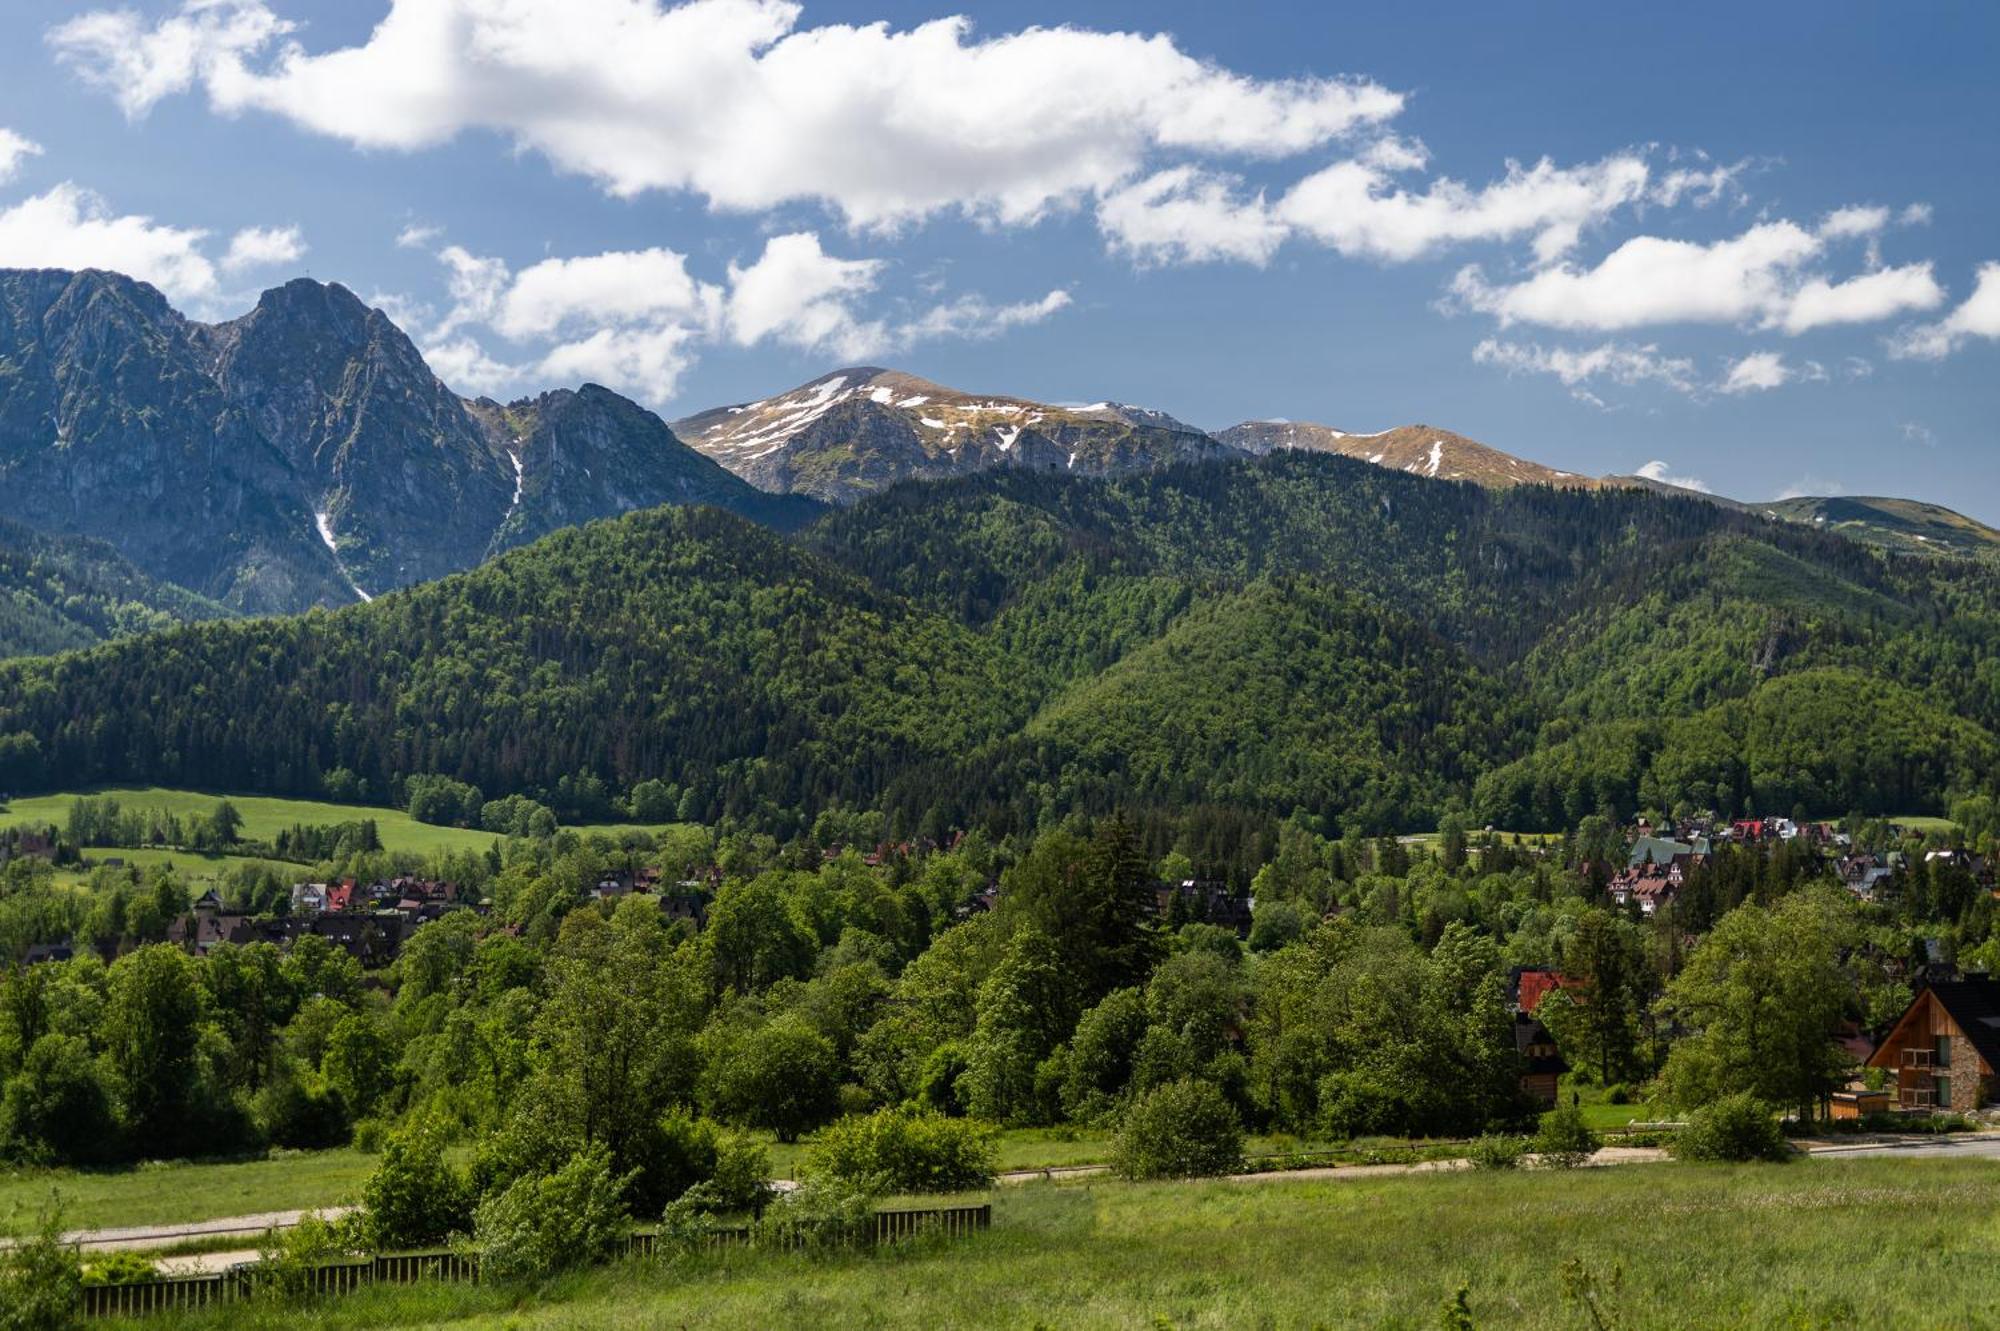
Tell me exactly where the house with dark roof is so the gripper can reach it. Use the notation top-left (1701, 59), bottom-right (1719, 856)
top-left (1515, 1011), bottom-right (1569, 1106)
top-left (1865, 977), bottom-right (2000, 1112)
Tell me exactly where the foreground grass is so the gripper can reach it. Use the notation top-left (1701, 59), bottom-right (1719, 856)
top-left (0, 1150), bottom-right (376, 1237)
top-left (102, 1157), bottom-right (2000, 1329)
top-left (1, 786), bottom-right (689, 860)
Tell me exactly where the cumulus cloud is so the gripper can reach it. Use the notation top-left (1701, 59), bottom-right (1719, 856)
top-left (494, 247), bottom-right (722, 340)
top-left (0, 128), bottom-right (41, 183)
top-left (1277, 150), bottom-right (1651, 265)
top-left (411, 229), bottom-right (1071, 405)
top-left (1097, 168), bottom-right (1289, 266)
top-left (220, 223), bottom-right (306, 273)
top-left (48, 0), bottom-right (292, 120)
top-left (1634, 459), bottom-right (1710, 493)
top-left (395, 222), bottom-right (442, 249)
top-left (724, 232), bottom-right (886, 358)
top-left (1451, 220), bottom-right (1945, 334)
top-left (0, 182), bottom-right (218, 301)
top-left (1818, 205), bottom-right (1889, 240)
top-left (1473, 337), bottom-right (1698, 399)
top-left (49, 0), bottom-right (1401, 230)
top-left (1717, 350), bottom-right (1792, 394)
top-left (1887, 262), bottom-right (2000, 359)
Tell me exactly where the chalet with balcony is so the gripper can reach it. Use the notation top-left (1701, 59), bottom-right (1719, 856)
top-left (1865, 977), bottom-right (2000, 1113)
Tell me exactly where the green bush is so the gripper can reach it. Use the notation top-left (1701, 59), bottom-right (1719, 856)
top-left (471, 1145), bottom-right (632, 1285)
top-left (1531, 1105), bottom-right (1600, 1169)
top-left (1672, 1094), bottom-right (1793, 1163)
top-left (359, 1116), bottom-right (473, 1249)
top-left (80, 1251), bottom-right (159, 1287)
top-left (754, 1175), bottom-right (878, 1253)
top-left (1605, 1084), bottom-right (1632, 1105)
top-left (1112, 1079), bottom-right (1245, 1180)
top-left (804, 1108), bottom-right (998, 1193)
top-left (253, 1211), bottom-right (359, 1306)
top-left (1468, 1133), bottom-right (1527, 1170)
top-left (0, 1194), bottom-right (81, 1331)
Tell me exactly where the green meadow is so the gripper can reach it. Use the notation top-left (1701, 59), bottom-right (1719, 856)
top-left (1, 787), bottom-right (690, 863)
top-left (97, 1157), bottom-right (2000, 1330)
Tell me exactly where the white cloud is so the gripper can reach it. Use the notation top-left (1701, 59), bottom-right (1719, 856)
top-left (409, 228), bottom-right (1070, 407)
top-left (1635, 459), bottom-right (1710, 493)
top-left (1775, 475), bottom-right (1843, 500)
top-left (0, 182), bottom-right (217, 302)
top-left (1473, 337), bottom-right (1698, 398)
top-left (395, 222), bottom-right (442, 249)
top-left (1277, 150), bottom-right (1650, 264)
top-left (537, 325), bottom-right (702, 404)
top-left (1717, 350), bottom-right (1791, 394)
top-left (422, 335), bottom-right (523, 399)
top-left (1650, 157), bottom-right (1749, 208)
top-left (1818, 205), bottom-right (1888, 240)
top-left (1899, 203), bottom-right (1933, 227)
top-left (1887, 262), bottom-right (2000, 359)
top-left (48, 0), bottom-right (292, 120)
top-left (52, 0), bottom-right (1400, 230)
top-left (1901, 421), bottom-right (1937, 448)
top-left (432, 244), bottom-right (510, 337)
top-left (724, 231), bottom-right (885, 358)
top-left (220, 223), bottom-right (306, 273)
top-left (493, 247), bottom-right (722, 340)
top-left (902, 289), bottom-right (1071, 342)
top-left (1779, 263), bottom-right (1943, 334)
top-left (1452, 220), bottom-right (1944, 333)
top-left (1097, 168), bottom-right (1288, 266)
top-left (0, 128), bottom-right (42, 183)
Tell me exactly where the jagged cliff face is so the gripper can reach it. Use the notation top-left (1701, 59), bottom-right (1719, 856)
top-left (0, 269), bottom-right (355, 612)
top-left (468, 385), bottom-right (816, 554)
top-left (198, 279), bottom-right (515, 593)
top-left (672, 367), bottom-right (1237, 504)
top-left (0, 269), bottom-right (812, 613)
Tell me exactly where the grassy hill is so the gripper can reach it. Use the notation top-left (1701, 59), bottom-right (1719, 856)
top-left (1757, 494), bottom-right (2000, 560)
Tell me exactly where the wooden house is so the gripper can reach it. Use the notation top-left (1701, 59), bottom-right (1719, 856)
top-left (1865, 977), bottom-right (2000, 1113)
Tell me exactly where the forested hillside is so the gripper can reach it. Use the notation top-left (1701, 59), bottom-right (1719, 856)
top-left (1, 451), bottom-right (1996, 836)
top-left (0, 516), bottom-right (234, 659)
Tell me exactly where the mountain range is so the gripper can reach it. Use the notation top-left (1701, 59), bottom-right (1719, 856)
top-left (0, 265), bottom-right (1996, 662)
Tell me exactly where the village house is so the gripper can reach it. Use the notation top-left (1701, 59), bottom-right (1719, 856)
top-left (1865, 977), bottom-right (2000, 1113)
top-left (1514, 1012), bottom-right (1568, 1106)
top-left (1155, 879), bottom-right (1253, 934)
top-left (1607, 867), bottom-right (1678, 916)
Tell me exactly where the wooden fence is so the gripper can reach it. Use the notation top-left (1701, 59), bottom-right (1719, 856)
top-left (78, 1203), bottom-right (992, 1319)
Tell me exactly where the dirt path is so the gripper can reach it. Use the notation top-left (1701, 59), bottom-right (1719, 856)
top-left (32, 1206), bottom-right (358, 1255)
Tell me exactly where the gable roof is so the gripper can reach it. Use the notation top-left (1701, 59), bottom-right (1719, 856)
top-left (1869, 977), bottom-right (2000, 1073)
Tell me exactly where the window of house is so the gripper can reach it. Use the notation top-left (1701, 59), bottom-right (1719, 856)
top-left (1936, 1033), bottom-right (1952, 1068)
top-left (1933, 1073), bottom-right (1951, 1105)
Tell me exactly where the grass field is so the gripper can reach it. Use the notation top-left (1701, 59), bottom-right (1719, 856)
top-left (1, 787), bottom-right (689, 862)
top-left (96, 1156), bottom-right (2000, 1329)
top-left (0, 1150), bottom-right (378, 1237)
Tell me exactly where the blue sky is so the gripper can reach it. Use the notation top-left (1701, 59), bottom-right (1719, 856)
top-left (2, 1), bottom-right (1997, 516)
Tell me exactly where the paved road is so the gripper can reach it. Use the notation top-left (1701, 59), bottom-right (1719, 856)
top-left (1799, 1131), bottom-right (2000, 1160)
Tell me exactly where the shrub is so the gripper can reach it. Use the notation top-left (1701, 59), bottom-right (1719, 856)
top-left (1672, 1093), bottom-right (1793, 1163)
top-left (254, 1211), bottom-right (359, 1305)
top-left (1531, 1105), bottom-right (1600, 1169)
top-left (754, 1175), bottom-right (878, 1253)
top-left (1112, 1079), bottom-right (1245, 1180)
top-left (254, 1069), bottom-right (351, 1150)
top-left (81, 1251), bottom-right (159, 1287)
top-left (804, 1108), bottom-right (998, 1193)
top-left (1605, 1084), bottom-right (1632, 1106)
top-left (359, 1116), bottom-right (473, 1249)
top-left (0, 1194), bottom-right (81, 1331)
top-left (1468, 1133), bottom-right (1528, 1170)
top-left (471, 1145), bottom-right (632, 1285)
